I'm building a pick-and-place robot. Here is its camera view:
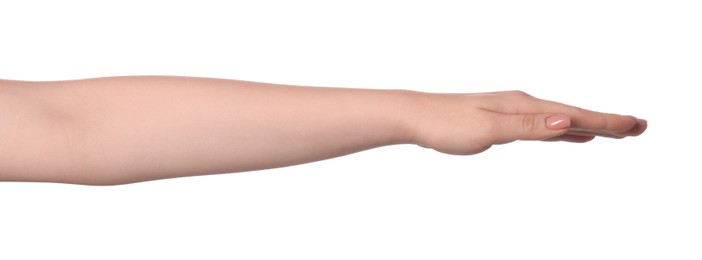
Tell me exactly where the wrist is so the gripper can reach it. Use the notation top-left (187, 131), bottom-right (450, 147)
top-left (386, 89), bottom-right (425, 146)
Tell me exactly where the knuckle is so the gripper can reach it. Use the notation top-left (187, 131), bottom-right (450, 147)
top-left (569, 105), bottom-right (584, 114)
top-left (522, 114), bottom-right (537, 132)
top-left (504, 90), bottom-right (532, 98)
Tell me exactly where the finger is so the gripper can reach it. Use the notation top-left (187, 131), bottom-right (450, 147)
top-left (561, 118), bottom-right (647, 138)
top-left (490, 113), bottom-right (571, 144)
top-left (567, 129), bottom-right (629, 139)
top-left (544, 134), bottom-right (596, 143)
top-left (622, 119), bottom-right (648, 136)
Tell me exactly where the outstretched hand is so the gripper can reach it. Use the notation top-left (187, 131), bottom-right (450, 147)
top-left (407, 90), bottom-right (647, 155)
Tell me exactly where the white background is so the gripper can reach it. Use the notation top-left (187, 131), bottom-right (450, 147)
top-left (1, 0), bottom-right (700, 259)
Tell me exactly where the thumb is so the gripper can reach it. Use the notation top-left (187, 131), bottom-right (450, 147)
top-left (491, 113), bottom-right (571, 143)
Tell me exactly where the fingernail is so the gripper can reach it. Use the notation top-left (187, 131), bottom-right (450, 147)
top-left (546, 114), bottom-right (570, 130)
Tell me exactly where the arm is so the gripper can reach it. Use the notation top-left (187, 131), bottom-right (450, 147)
top-left (0, 76), bottom-right (646, 185)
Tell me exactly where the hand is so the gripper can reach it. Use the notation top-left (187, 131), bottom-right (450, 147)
top-left (407, 91), bottom-right (647, 155)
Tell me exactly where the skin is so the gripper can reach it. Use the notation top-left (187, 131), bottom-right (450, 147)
top-left (0, 76), bottom-right (647, 185)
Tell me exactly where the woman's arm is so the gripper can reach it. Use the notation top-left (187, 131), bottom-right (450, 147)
top-left (0, 76), bottom-right (646, 185)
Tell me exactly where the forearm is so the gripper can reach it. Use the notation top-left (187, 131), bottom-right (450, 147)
top-left (3, 76), bottom-right (416, 185)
